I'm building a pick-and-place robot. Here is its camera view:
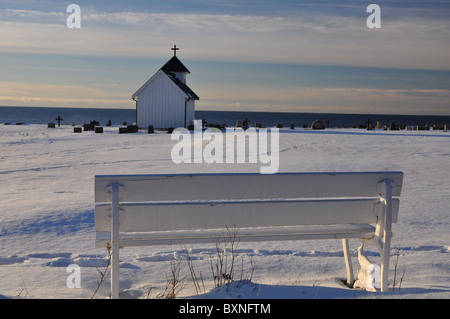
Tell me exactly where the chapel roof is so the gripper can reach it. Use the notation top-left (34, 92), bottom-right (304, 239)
top-left (132, 52), bottom-right (198, 100)
top-left (161, 56), bottom-right (191, 74)
top-left (165, 72), bottom-right (199, 100)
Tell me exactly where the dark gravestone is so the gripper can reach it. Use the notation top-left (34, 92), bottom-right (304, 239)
top-left (243, 118), bottom-right (249, 130)
top-left (127, 125), bottom-right (138, 133)
top-left (311, 120), bottom-right (325, 130)
top-left (148, 125), bottom-right (154, 134)
top-left (56, 116), bottom-right (63, 127)
top-left (95, 126), bottom-right (103, 133)
top-left (389, 123), bottom-right (400, 130)
top-left (119, 127), bottom-right (128, 134)
top-left (290, 124), bottom-right (295, 130)
top-left (48, 123), bottom-right (56, 128)
top-left (83, 123), bottom-right (94, 131)
top-left (276, 123), bottom-right (283, 128)
top-left (73, 127), bottom-right (82, 133)
top-left (366, 118), bottom-right (372, 130)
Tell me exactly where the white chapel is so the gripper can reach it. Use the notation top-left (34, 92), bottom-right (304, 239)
top-left (132, 46), bottom-right (199, 129)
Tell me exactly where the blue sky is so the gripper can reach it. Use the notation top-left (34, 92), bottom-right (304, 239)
top-left (1, 0), bottom-right (449, 115)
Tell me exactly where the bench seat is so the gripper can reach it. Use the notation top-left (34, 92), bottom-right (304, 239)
top-left (96, 224), bottom-right (376, 247)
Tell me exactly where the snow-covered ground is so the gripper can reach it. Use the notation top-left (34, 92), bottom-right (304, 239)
top-left (0, 124), bottom-right (449, 299)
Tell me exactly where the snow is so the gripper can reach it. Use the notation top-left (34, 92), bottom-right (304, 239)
top-left (0, 124), bottom-right (449, 299)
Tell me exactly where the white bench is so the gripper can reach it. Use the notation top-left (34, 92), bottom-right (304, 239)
top-left (95, 172), bottom-right (403, 298)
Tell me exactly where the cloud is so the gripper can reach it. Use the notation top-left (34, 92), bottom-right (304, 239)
top-left (197, 85), bottom-right (450, 115)
top-left (1, 9), bottom-right (449, 70)
top-left (0, 81), bottom-right (132, 108)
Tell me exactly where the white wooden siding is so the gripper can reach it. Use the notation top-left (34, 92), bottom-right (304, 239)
top-left (186, 99), bottom-right (195, 127)
top-left (136, 70), bottom-right (188, 129)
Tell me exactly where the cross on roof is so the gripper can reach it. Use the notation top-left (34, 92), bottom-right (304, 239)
top-left (171, 45), bottom-right (179, 57)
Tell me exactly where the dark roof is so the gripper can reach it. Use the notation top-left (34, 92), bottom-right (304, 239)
top-left (161, 56), bottom-right (190, 74)
top-left (131, 56), bottom-right (198, 100)
top-left (165, 72), bottom-right (199, 100)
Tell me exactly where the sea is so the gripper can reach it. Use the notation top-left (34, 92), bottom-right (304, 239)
top-left (1, 106), bottom-right (450, 129)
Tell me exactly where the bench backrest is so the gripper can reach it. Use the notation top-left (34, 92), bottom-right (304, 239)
top-left (95, 172), bottom-right (403, 233)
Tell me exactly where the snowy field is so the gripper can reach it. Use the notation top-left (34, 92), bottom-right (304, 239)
top-left (0, 124), bottom-right (449, 299)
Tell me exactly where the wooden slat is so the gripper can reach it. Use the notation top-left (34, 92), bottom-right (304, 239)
top-left (94, 198), bottom-right (398, 232)
top-left (95, 224), bottom-right (376, 247)
top-left (95, 172), bottom-right (403, 203)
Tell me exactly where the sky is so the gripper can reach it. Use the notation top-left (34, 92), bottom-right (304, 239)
top-left (0, 0), bottom-right (449, 115)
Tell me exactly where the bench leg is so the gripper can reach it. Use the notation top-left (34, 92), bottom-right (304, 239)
top-left (379, 179), bottom-right (393, 293)
top-left (110, 183), bottom-right (120, 299)
top-left (380, 196), bottom-right (393, 292)
top-left (342, 239), bottom-right (354, 287)
top-left (380, 244), bottom-right (390, 293)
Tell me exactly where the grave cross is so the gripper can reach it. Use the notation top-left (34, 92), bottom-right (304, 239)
top-left (171, 45), bottom-right (179, 57)
top-left (56, 115), bottom-right (63, 127)
top-left (366, 118), bottom-right (372, 130)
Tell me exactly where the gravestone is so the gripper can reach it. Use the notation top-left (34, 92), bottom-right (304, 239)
top-left (148, 125), bottom-right (154, 134)
top-left (290, 124), bottom-right (295, 130)
top-left (119, 127), bottom-right (128, 134)
top-left (243, 118), bottom-right (250, 129)
top-left (366, 118), bottom-right (373, 130)
top-left (276, 123), bottom-right (283, 128)
top-left (48, 123), bottom-right (56, 128)
top-left (389, 123), bottom-right (400, 130)
top-left (83, 123), bottom-right (94, 131)
top-left (127, 125), bottom-right (138, 133)
top-left (73, 127), bottom-right (82, 133)
top-left (56, 116), bottom-right (63, 127)
top-left (95, 126), bottom-right (103, 133)
top-left (311, 120), bottom-right (325, 130)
